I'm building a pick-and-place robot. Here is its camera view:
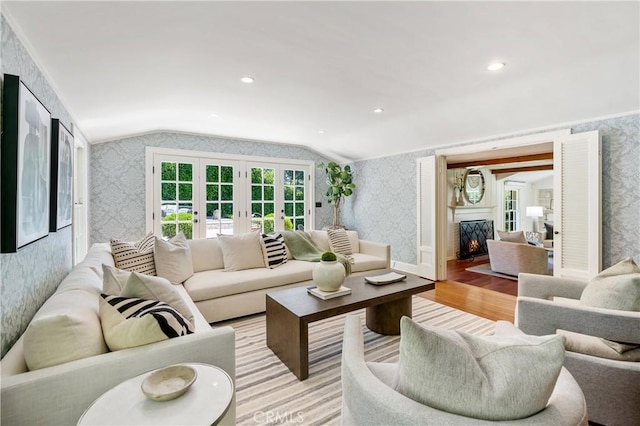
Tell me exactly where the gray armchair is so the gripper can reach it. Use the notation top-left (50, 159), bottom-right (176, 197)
top-left (516, 273), bottom-right (640, 426)
top-left (341, 315), bottom-right (587, 425)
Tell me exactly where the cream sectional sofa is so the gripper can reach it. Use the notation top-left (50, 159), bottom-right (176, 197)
top-left (185, 230), bottom-right (391, 322)
top-left (1, 243), bottom-right (236, 426)
top-left (0, 230), bottom-right (389, 425)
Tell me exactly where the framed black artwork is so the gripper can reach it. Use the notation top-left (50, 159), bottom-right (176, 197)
top-left (50, 119), bottom-right (74, 231)
top-left (1, 74), bottom-right (52, 252)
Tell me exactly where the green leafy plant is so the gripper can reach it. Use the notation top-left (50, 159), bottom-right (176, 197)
top-left (321, 251), bottom-right (337, 262)
top-left (318, 162), bottom-right (356, 228)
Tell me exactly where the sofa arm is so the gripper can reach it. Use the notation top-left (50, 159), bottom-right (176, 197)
top-left (1, 326), bottom-right (236, 426)
top-left (516, 297), bottom-right (640, 344)
top-left (518, 273), bottom-right (587, 300)
top-left (358, 240), bottom-right (391, 268)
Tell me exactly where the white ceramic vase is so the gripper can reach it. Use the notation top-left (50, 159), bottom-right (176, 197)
top-left (313, 260), bottom-right (345, 292)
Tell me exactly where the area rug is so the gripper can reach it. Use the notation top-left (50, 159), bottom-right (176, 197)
top-left (465, 263), bottom-right (518, 281)
top-left (225, 296), bottom-right (495, 425)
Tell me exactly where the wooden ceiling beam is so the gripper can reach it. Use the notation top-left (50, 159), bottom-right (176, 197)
top-left (447, 153), bottom-right (553, 169)
top-left (490, 164), bottom-right (554, 174)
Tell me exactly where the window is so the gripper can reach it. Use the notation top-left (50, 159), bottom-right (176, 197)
top-left (148, 149), bottom-right (313, 239)
top-left (504, 189), bottom-right (519, 231)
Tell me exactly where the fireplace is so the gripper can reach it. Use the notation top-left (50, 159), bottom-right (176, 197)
top-left (459, 220), bottom-right (494, 259)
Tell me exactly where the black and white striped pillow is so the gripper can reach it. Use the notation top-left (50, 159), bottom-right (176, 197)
top-left (99, 294), bottom-right (194, 351)
top-left (260, 233), bottom-right (288, 269)
top-left (110, 232), bottom-right (156, 276)
top-left (327, 228), bottom-right (353, 255)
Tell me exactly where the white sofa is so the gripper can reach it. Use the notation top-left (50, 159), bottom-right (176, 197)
top-left (0, 230), bottom-right (389, 425)
top-left (0, 243), bottom-right (236, 426)
top-left (185, 230), bottom-right (391, 322)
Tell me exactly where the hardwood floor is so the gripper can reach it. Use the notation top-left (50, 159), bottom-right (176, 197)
top-left (446, 255), bottom-right (518, 296)
top-left (412, 255), bottom-right (518, 324)
top-left (418, 281), bottom-right (516, 323)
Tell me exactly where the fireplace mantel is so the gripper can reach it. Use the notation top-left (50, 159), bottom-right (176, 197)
top-left (449, 205), bottom-right (495, 222)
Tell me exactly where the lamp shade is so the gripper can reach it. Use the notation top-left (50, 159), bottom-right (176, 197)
top-left (526, 206), bottom-right (544, 218)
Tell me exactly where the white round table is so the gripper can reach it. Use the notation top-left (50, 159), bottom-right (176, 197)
top-left (78, 363), bottom-right (233, 425)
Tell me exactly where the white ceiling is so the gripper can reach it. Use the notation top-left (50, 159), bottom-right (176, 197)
top-left (3, 1), bottom-right (639, 162)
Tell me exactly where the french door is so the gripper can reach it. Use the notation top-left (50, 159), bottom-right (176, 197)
top-left (150, 151), bottom-right (312, 240)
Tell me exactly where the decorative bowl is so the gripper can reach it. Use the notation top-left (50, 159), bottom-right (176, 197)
top-left (141, 365), bottom-right (197, 401)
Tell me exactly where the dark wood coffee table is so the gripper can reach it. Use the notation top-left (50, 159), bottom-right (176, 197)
top-left (266, 271), bottom-right (435, 380)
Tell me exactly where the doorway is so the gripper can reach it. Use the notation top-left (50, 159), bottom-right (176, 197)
top-left (416, 128), bottom-right (602, 283)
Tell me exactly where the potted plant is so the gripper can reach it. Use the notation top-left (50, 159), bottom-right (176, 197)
top-left (318, 161), bottom-right (356, 229)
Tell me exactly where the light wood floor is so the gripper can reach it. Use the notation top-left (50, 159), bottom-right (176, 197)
top-left (418, 280), bottom-right (516, 323)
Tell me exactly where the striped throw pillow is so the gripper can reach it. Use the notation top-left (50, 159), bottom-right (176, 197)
top-left (110, 232), bottom-right (156, 275)
top-left (99, 294), bottom-right (194, 351)
top-left (260, 233), bottom-right (288, 269)
top-left (327, 228), bottom-right (352, 255)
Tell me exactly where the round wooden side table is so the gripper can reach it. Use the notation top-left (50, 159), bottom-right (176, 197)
top-left (78, 363), bottom-right (233, 425)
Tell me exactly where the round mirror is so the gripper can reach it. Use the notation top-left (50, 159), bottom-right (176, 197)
top-left (463, 169), bottom-right (485, 204)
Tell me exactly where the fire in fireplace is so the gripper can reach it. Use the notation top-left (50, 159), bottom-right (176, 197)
top-left (459, 220), bottom-right (494, 259)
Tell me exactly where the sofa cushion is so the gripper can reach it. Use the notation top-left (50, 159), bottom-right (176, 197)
top-left (218, 232), bottom-right (265, 271)
top-left (75, 243), bottom-right (114, 278)
top-left (580, 257), bottom-right (640, 311)
top-left (154, 232), bottom-right (194, 283)
top-left (99, 294), bottom-right (194, 351)
top-left (23, 289), bottom-right (107, 371)
top-left (260, 233), bottom-right (288, 269)
top-left (395, 317), bottom-right (564, 421)
top-left (497, 230), bottom-right (527, 244)
top-left (557, 329), bottom-right (640, 361)
top-left (346, 230), bottom-right (360, 254)
top-left (110, 232), bottom-right (156, 275)
top-left (309, 230), bottom-right (331, 251)
top-left (350, 253), bottom-right (388, 273)
top-left (184, 260), bottom-right (315, 302)
top-left (328, 228), bottom-right (353, 255)
top-left (188, 238), bottom-right (224, 272)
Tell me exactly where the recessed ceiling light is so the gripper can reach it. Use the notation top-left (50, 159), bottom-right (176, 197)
top-left (487, 62), bottom-right (505, 71)
top-left (373, 107), bottom-right (384, 113)
top-left (241, 76), bottom-right (255, 83)
top-left (209, 113), bottom-right (218, 118)
top-left (318, 130), bottom-right (325, 134)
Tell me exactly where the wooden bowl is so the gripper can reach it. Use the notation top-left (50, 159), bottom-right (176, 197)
top-left (141, 365), bottom-right (197, 401)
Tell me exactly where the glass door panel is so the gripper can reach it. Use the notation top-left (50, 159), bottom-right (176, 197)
top-left (284, 168), bottom-right (306, 231)
top-left (204, 164), bottom-right (235, 237)
top-left (159, 160), bottom-right (196, 240)
top-left (250, 166), bottom-right (276, 233)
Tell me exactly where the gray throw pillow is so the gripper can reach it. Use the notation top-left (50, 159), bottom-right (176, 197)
top-left (497, 230), bottom-right (527, 244)
top-left (394, 317), bottom-right (564, 421)
top-left (580, 257), bottom-right (640, 311)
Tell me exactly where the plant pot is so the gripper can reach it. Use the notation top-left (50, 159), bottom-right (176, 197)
top-left (312, 260), bottom-right (345, 292)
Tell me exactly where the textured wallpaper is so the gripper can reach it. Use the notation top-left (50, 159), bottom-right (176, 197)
top-left (344, 113), bottom-right (640, 269)
top-left (89, 132), bottom-right (333, 244)
top-left (1, 15), bottom-right (74, 357)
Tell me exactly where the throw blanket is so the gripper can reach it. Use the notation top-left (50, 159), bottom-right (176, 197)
top-left (281, 231), bottom-right (352, 276)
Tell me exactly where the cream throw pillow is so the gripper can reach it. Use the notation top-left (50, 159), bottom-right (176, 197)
top-left (580, 257), bottom-right (640, 311)
top-left (218, 232), bottom-right (265, 271)
top-left (327, 228), bottom-right (353, 255)
top-left (395, 317), bottom-right (564, 421)
top-left (102, 265), bottom-right (193, 323)
top-left (120, 272), bottom-right (194, 323)
top-left (102, 264), bottom-right (130, 295)
top-left (154, 232), bottom-right (194, 284)
top-left (99, 294), bottom-right (194, 351)
top-left (497, 230), bottom-right (527, 244)
top-left (110, 232), bottom-right (156, 275)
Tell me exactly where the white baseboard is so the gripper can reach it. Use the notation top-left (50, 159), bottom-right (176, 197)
top-left (391, 260), bottom-right (418, 274)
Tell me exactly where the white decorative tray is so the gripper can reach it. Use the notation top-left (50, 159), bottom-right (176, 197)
top-left (141, 365), bottom-right (197, 401)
